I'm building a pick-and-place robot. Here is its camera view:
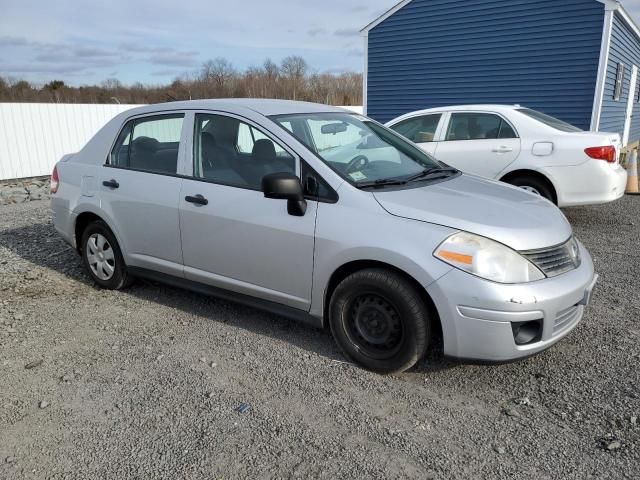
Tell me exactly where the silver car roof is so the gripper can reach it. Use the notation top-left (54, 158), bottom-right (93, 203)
top-left (121, 99), bottom-right (349, 118)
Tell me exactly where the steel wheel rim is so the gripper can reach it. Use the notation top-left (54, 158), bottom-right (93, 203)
top-left (519, 185), bottom-right (541, 196)
top-left (345, 293), bottom-right (404, 360)
top-left (86, 233), bottom-right (116, 281)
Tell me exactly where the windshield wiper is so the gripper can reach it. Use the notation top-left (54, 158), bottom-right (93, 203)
top-left (355, 167), bottom-right (459, 189)
top-left (355, 178), bottom-right (409, 189)
top-left (405, 167), bottom-right (459, 183)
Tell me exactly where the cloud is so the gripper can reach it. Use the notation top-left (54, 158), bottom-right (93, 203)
top-left (151, 69), bottom-right (183, 77)
top-left (73, 47), bottom-right (119, 58)
top-left (148, 51), bottom-right (199, 67)
top-left (307, 27), bottom-right (326, 37)
top-left (0, 36), bottom-right (30, 47)
top-left (0, 62), bottom-right (91, 74)
top-left (334, 28), bottom-right (360, 37)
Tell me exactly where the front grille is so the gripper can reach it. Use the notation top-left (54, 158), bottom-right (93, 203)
top-left (554, 304), bottom-right (582, 334)
top-left (522, 238), bottom-right (581, 277)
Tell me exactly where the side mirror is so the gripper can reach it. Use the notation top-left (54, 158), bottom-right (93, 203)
top-left (262, 172), bottom-right (307, 217)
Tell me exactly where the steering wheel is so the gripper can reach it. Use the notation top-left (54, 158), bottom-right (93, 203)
top-left (345, 155), bottom-right (369, 174)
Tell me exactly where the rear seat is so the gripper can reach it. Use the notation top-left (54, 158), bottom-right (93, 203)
top-left (129, 137), bottom-right (178, 174)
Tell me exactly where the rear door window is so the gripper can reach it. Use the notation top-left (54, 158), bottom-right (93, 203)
top-left (390, 114), bottom-right (442, 143)
top-left (445, 113), bottom-right (517, 141)
top-left (109, 114), bottom-right (184, 174)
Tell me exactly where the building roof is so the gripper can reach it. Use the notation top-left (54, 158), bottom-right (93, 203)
top-left (360, 0), bottom-right (640, 40)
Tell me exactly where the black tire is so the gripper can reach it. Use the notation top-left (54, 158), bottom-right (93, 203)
top-left (505, 176), bottom-right (555, 204)
top-left (329, 268), bottom-right (430, 374)
top-left (80, 220), bottom-right (132, 290)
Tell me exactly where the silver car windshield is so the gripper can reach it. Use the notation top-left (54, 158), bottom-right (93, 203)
top-left (271, 113), bottom-right (449, 187)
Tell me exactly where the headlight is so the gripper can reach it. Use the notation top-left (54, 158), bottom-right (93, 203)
top-left (434, 232), bottom-right (545, 284)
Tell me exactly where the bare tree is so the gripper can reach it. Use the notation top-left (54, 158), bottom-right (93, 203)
top-left (280, 56), bottom-right (308, 100)
top-left (200, 58), bottom-right (236, 94)
top-left (0, 56), bottom-right (363, 106)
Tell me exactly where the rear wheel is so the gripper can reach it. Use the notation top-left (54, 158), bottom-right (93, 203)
top-left (329, 268), bottom-right (430, 374)
top-left (505, 175), bottom-right (555, 204)
top-left (80, 220), bottom-right (132, 290)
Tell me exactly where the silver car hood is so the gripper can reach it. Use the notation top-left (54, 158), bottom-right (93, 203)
top-left (373, 174), bottom-right (572, 251)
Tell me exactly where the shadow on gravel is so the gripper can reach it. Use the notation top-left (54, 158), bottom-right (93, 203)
top-left (0, 220), bottom-right (453, 372)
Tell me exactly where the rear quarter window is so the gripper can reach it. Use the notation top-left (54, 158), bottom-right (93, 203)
top-left (517, 109), bottom-right (582, 133)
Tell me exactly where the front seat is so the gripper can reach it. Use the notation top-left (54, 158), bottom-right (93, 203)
top-left (252, 138), bottom-right (295, 180)
top-left (201, 131), bottom-right (246, 185)
top-left (254, 139), bottom-right (295, 172)
top-left (200, 132), bottom-right (218, 170)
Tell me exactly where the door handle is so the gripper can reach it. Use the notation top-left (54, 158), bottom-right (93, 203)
top-left (185, 194), bottom-right (208, 206)
top-left (102, 179), bottom-right (119, 189)
top-left (492, 146), bottom-right (513, 153)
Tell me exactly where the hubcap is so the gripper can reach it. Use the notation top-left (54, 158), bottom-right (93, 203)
top-left (346, 294), bottom-right (404, 359)
top-left (86, 233), bottom-right (115, 281)
top-left (519, 185), bottom-right (541, 196)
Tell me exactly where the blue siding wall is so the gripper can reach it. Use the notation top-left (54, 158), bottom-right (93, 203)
top-left (367, 0), bottom-right (604, 127)
top-left (599, 12), bottom-right (640, 143)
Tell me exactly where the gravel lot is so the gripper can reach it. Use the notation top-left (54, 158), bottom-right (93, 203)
top-left (0, 198), bottom-right (638, 479)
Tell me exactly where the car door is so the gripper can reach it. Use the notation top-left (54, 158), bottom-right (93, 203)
top-left (433, 112), bottom-right (521, 178)
top-left (100, 113), bottom-right (187, 277)
top-left (389, 113), bottom-right (444, 156)
top-left (179, 111), bottom-right (317, 311)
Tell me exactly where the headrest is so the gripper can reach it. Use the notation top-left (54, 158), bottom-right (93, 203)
top-left (201, 132), bottom-right (217, 149)
top-left (415, 131), bottom-right (434, 142)
top-left (252, 139), bottom-right (276, 160)
top-left (131, 136), bottom-right (159, 153)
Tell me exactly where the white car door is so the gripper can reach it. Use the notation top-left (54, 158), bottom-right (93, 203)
top-left (388, 113), bottom-right (445, 156)
top-left (433, 112), bottom-right (521, 178)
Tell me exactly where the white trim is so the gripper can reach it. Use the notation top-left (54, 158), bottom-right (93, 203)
top-left (623, 64), bottom-right (638, 145)
top-left (360, 0), bottom-right (413, 33)
top-left (591, 9), bottom-right (614, 131)
top-left (362, 34), bottom-right (368, 116)
top-left (617, 4), bottom-right (640, 40)
top-left (597, 0), bottom-right (640, 41)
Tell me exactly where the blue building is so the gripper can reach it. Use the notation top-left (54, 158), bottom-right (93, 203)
top-left (361, 0), bottom-right (640, 145)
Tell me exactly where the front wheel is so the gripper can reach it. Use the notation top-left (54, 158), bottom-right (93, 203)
top-left (329, 269), bottom-right (430, 374)
top-left (80, 220), bottom-right (132, 290)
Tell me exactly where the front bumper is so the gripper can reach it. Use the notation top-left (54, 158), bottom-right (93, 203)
top-left (426, 243), bottom-right (596, 362)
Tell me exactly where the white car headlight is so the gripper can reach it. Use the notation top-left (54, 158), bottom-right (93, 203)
top-left (434, 232), bottom-right (545, 284)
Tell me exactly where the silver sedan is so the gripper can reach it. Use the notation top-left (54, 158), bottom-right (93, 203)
top-left (50, 99), bottom-right (597, 373)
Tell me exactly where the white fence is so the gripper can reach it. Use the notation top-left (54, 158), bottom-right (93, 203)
top-left (0, 103), bottom-right (139, 181)
top-left (0, 103), bottom-right (364, 181)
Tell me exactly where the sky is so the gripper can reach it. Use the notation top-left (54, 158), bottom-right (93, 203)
top-left (1, 0), bottom-right (640, 87)
top-left (0, 0), bottom-right (394, 86)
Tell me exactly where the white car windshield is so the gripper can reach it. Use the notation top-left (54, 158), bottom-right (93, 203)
top-left (517, 108), bottom-right (582, 133)
top-left (271, 113), bottom-right (452, 187)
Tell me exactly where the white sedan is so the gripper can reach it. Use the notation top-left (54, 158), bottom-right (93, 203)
top-left (386, 105), bottom-right (628, 207)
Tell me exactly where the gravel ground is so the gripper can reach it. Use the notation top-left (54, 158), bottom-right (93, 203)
top-left (0, 198), bottom-right (638, 479)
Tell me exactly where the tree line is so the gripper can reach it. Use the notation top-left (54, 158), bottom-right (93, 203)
top-left (0, 56), bottom-right (363, 106)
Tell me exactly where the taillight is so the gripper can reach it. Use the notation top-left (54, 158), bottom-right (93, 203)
top-left (584, 146), bottom-right (616, 163)
top-left (50, 165), bottom-right (59, 194)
